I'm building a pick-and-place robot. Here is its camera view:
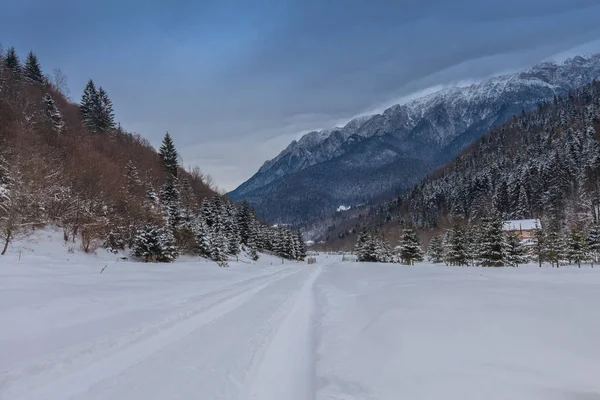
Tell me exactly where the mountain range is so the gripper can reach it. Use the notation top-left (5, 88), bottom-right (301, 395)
top-left (229, 54), bottom-right (600, 224)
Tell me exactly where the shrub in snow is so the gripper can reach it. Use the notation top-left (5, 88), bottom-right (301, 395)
top-left (104, 227), bottom-right (129, 254)
top-left (131, 223), bottom-right (178, 262)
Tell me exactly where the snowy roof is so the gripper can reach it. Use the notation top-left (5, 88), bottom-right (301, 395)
top-left (503, 219), bottom-right (540, 231)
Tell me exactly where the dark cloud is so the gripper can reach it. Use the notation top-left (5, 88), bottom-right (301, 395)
top-left (2, 0), bottom-right (600, 190)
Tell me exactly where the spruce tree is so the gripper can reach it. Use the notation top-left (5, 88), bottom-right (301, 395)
top-left (24, 51), bottom-right (44, 84)
top-left (96, 87), bottom-right (115, 132)
top-left (194, 217), bottom-right (212, 258)
top-left (544, 225), bottom-right (567, 268)
top-left (478, 215), bottom-right (506, 267)
top-left (505, 231), bottom-right (527, 267)
top-left (160, 176), bottom-right (181, 230)
top-left (80, 79), bottom-right (99, 131)
top-left (427, 235), bottom-right (445, 263)
top-left (566, 229), bottom-right (588, 268)
top-left (355, 229), bottom-right (370, 261)
top-left (43, 94), bottom-right (65, 134)
top-left (159, 132), bottom-right (179, 178)
top-left (531, 221), bottom-right (545, 267)
top-left (398, 227), bottom-right (424, 265)
top-left (131, 223), bottom-right (178, 262)
top-left (225, 218), bottom-right (241, 255)
top-left (210, 229), bottom-right (229, 264)
top-left (444, 225), bottom-right (469, 266)
top-left (295, 230), bottom-right (307, 260)
top-left (587, 223), bottom-right (600, 267)
top-left (3, 47), bottom-right (21, 77)
top-left (466, 224), bottom-right (482, 266)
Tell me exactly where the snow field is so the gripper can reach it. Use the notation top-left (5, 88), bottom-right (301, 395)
top-left (2, 232), bottom-right (600, 400)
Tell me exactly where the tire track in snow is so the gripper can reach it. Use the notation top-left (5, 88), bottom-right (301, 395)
top-left (1, 267), bottom-right (297, 394)
top-left (246, 265), bottom-right (323, 400)
top-left (4, 267), bottom-right (305, 400)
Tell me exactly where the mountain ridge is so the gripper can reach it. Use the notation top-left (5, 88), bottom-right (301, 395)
top-left (230, 54), bottom-right (600, 224)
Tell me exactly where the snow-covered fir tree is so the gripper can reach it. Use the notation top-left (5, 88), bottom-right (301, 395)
top-left (355, 229), bottom-right (391, 263)
top-left (24, 51), bottom-right (44, 84)
top-left (210, 229), bottom-right (229, 264)
top-left (193, 216), bottom-right (212, 258)
top-left (160, 176), bottom-right (182, 230)
top-left (444, 225), bottom-right (469, 266)
top-left (294, 229), bottom-right (307, 260)
top-left (504, 231), bottom-right (527, 267)
top-left (478, 215), bottom-right (506, 267)
top-left (43, 94), bottom-right (65, 134)
top-left (587, 223), bottom-right (600, 267)
top-left (544, 223), bottom-right (567, 268)
top-left (566, 229), bottom-right (588, 268)
top-left (131, 223), bottom-right (178, 262)
top-left (224, 203), bottom-right (241, 255)
top-left (426, 235), bottom-right (444, 263)
top-left (398, 227), bottom-right (423, 265)
top-left (466, 224), bottom-right (482, 266)
top-left (355, 229), bottom-right (370, 262)
top-left (532, 222), bottom-right (545, 267)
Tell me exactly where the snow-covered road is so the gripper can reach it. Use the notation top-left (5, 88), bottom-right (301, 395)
top-left (2, 245), bottom-right (600, 399)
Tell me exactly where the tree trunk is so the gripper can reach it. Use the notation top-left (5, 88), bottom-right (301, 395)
top-left (1, 230), bottom-right (11, 255)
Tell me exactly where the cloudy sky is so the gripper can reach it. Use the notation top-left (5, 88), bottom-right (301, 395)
top-left (3, 0), bottom-right (600, 190)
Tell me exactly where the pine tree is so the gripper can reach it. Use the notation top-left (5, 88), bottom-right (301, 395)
top-left (478, 215), bottom-right (506, 267)
top-left (158, 132), bottom-right (179, 178)
top-left (131, 223), bottom-right (178, 262)
top-left (3, 47), bottom-right (21, 77)
top-left (444, 225), bottom-right (469, 266)
top-left (505, 231), bottom-right (527, 267)
top-left (566, 229), bottom-right (588, 268)
top-left (43, 94), bottom-right (65, 134)
top-left (24, 51), bottom-right (44, 84)
top-left (398, 227), bottom-right (424, 265)
top-left (96, 87), bottom-right (115, 132)
top-left (80, 79), bottom-right (99, 131)
top-left (426, 235), bottom-right (444, 263)
top-left (587, 223), bottom-right (600, 267)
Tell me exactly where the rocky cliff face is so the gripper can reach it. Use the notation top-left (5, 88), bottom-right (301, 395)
top-left (229, 55), bottom-right (600, 224)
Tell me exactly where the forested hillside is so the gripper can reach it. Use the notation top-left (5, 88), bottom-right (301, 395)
top-left (0, 46), bottom-right (305, 262)
top-left (316, 80), bottom-right (600, 252)
top-left (400, 81), bottom-right (600, 230)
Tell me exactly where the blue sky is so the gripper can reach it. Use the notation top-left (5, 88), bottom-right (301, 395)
top-left (2, 0), bottom-right (600, 190)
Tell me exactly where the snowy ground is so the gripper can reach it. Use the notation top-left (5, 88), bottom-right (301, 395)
top-left (1, 230), bottom-right (600, 400)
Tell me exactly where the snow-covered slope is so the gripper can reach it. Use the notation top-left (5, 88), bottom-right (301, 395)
top-left (229, 54), bottom-right (600, 223)
top-left (2, 234), bottom-right (600, 399)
